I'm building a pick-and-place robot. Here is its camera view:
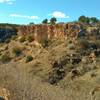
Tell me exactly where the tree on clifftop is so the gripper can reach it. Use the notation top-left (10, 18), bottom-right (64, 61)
top-left (42, 19), bottom-right (48, 24)
top-left (78, 15), bottom-right (99, 24)
top-left (50, 17), bottom-right (57, 25)
top-left (29, 22), bottom-right (34, 25)
top-left (78, 15), bottom-right (90, 24)
top-left (90, 17), bottom-right (99, 24)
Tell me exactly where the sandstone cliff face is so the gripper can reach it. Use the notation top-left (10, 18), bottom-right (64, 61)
top-left (17, 23), bottom-right (82, 43)
top-left (0, 23), bottom-right (99, 43)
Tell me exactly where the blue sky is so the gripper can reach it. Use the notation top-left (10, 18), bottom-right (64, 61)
top-left (0, 0), bottom-right (100, 24)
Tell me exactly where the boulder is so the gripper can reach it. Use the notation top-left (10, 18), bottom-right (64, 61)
top-left (0, 88), bottom-right (10, 100)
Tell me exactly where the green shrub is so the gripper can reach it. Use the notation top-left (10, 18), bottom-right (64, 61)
top-left (12, 47), bottom-right (22, 56)
top-left (26, 55), bottom-right (33, 63)
top-left (0, 53), bottom-right (11, 63)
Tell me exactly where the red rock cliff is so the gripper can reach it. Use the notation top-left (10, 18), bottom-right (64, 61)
top-left (17, 23), bottom-right (82, 43)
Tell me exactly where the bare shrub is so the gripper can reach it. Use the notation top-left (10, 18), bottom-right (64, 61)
top-left (12, 46), bottom-right (22, 56)
top-left (0, 53), bottom-right (11, 63)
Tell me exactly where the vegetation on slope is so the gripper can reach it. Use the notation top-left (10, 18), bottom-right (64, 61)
top-left (0, 16), bottom-right (100, 100)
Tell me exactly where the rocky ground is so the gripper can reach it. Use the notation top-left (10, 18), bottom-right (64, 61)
top-left (0, 25), bottom-right (100, 100)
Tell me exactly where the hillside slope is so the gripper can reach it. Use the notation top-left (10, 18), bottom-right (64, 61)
top-left (0, 23), bottom-right (100, 100)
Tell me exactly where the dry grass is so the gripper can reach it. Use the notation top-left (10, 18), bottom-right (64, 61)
top-left (0, 33), bottom-right (100, 100)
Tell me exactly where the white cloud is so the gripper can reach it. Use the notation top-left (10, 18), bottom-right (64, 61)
top-left (49, 11), bottom-right (70, 18)
top-left (0, 0), bottom-right (15, 4)
top-left (9, 14), bottom-right (39, 20)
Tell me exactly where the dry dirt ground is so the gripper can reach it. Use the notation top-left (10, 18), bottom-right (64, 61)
top-left (0, 37), bottom-right (100, 100)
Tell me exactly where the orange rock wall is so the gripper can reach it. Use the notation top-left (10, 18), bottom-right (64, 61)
top-left (17, 23), bottom-right (82, 43)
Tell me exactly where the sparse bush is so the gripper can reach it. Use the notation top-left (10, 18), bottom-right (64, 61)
top-left (0, 43), bottom-right (3, 47)
top-left (26, 55), bottom-right (33, 63)
top-left (12, 47), bottom-right (22, 56)
top-left (19, 36), bottom-right (26, 43)
top-left (91, 72), bottom-right (97, 78)
top-left (5, 38), bottom-right (11, 43)
top-left (67, 43), bottom-right (75, 50)
top-left (48, 69), bottom-right (65, 85)
top-left (42, 39), bottom-right (49, 48)
top-left (48, 61), bottom-right (65, 85)
top-left (0, 97), bottom-right (5, 100)
top-left (0, 53), bottom-right (11, 63)
top-left (68, 40), bottom-right (73, 44)
top-left (11, 35), bottom-right (18, 40)
top-left (77, 39), bottom-right (89, 50)
top-left (94, 40), bottom-right (100, 48)
top-left (41, 37), bottom-right (52, 48)
top-left (27, 35), bottom-right (34, 42)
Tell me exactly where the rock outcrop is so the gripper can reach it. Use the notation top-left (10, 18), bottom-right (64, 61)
top-left (0, 23), bottom-right (100, 43)
top-left (0, 87), bottom-right (10, 100)
top-left (17, 23), bottom-right (82, 43)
